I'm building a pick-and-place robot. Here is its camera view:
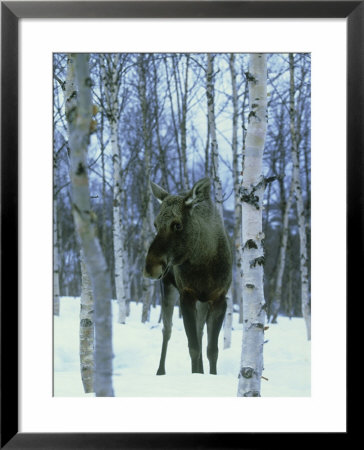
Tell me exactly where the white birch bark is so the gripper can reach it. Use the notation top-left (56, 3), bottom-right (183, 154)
top-left (67, 54), bottom-right (114, 396)
top-left (100, 54), bottom-right (127, 324)
top-left (164, 56), bottom-right (183, 186)
top-left (270, 181), bottom-right (294, 323)
top-left (152, 56), bottom-right (170, 192)
top-left (123, 249), bottom-right (131, 317)
top-left (65, 56), bottom-right (95, 391)
top-left (224, 54), bottom-right (243, 349)
top-left (79, 252), bottom-right (95, 393)
top-left (53, 196), bottom-right (60, 316)
top-left (237, 54), bottom-right (268, 397)
top-left (287, 269), bottom-right (294, 318)
top-left (289, 53), bottom-right (311, 341)
top-left (138, 54), bottom-right (155, 323)
top-left (98, 69), bottom-right (108, 254)
top-left (66, 56), bottom-right (95, 392)
top-left (141, 186), bottom-right (154, 323)
top-left (206, 54), bottom-right (223, 217)
top-left (181, 54), bottom-right (190, 190)
top-left (238, 79), bottom-right (249, 325)
top-left (224, 292), bottom-right (233, 350)
top-left (230, 53), bottom-right (243, 329)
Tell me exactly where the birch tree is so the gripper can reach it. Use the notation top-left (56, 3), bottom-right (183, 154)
top-left (96, 69), bottom-right (108, 255)
top-left (53, 199), bottom-right (61, 316)
top-left (100, 53), bottom-right (127, 324)
top-left (67, 54), bottom-right (114, 396)
top-left (289, 53), bottom-right (311, 340)
top-left (65, 57), bottom-right (95, 392)
top-left (237, 73), bottom-right (250, 324)
top-left (52, 121), bottom-right (60, 316)
top-left (173, 54), bottom-right (190, 190)
top-left (138, 54), bottom-right (155, 323)
top-left (224, 53), bottom-right (242, 349)
top-left (237, 54), bottom-right (268, 397)
top-left (52, 90), bottom-right (65, 316)
top-left (151, 55), bottom-right (170, 192)
top-left (79, 252), bottom-right (95, 393)
top-left (206, 54), bottom-right (223, 216)
top-left (229, 53), bottom-right (243, 332)
top-left (269, 181), bottom-right (294, 323)
top-left (205, 53), bottom-right (233, 347)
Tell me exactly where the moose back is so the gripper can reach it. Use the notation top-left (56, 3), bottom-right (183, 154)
top-left (144, 178), bottom-right (232, 375)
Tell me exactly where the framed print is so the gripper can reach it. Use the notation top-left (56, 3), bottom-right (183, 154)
top-left (1, 0), bottom-right (359, 448)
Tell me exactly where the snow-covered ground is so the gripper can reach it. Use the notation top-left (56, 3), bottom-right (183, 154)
top-left (54, 297), bottom-right (310, 397)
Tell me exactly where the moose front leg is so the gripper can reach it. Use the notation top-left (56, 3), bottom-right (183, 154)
top-left (206, 296), bottom-right (227, 375)
top-left (180, 291), bottom-right (202, 374)
top-left (156, 280), bottom-right (177, 375)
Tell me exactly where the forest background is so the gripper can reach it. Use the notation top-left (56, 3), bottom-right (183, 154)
top-left (53, 52), bottom-right (311, 327)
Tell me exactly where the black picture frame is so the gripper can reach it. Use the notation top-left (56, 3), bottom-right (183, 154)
top-left (1, 1), bottom-right (358, 448)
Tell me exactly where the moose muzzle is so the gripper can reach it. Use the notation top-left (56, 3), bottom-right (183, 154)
top-left (143, 255), bottom-right (168, 279)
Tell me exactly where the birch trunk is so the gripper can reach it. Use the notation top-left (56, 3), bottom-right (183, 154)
top-left (229, 53), bottom-right (243, 318)
top-left (98, 78), bottom-right (108, 254)
top-left (141, 194), bottom-right (154, 323)
top-left (138, 54), bottom-right (154, 323)
top-left (205, 120), bottom-right (210, 177)
top-left (123, 251), bottom-right (131, 317)
top-left (100, 54), bottom-right (127, 324)
top-left (206, 54), bottom-right (223, 217)
top-left (224, 292), bottom-right (233, 350)
top-left (270, 181), bottom-right (294, 323)
top-left (65, 56), bottom-right (94, 390)
top-left (181, 54), bottom-right (190, 190)
top-left (164, 56), bottom-right (183, 187)
top-left (237, 54), bottom-right (268, 397)
top-left (224, 54), bottom-right (242, 349)
top-left (53, 196), bottom-right (60, 316)
top-left (229, 53), bottom-right (243, 325)
top-left (67, 54), bottom-right (114, 396)
top-left (122, 189), bottom-right (131, 317)
top-left (79, 252), bottom-right (94, 393)
top-left (111, 117), bottom-right (127, 324)
top-left (289, 53), bottom-right (311, 341)
top-left (287, 268), bottom-right (294, 318)
top-left (152, 56), bottom-right (170, 192)
top-left (238, 77), bottom-right (249, 324)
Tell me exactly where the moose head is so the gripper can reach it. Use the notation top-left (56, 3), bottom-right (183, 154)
top-left (143, 177), bottom-right (211, 280)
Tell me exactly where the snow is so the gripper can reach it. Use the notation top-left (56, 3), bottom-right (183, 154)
top-left (54, 297), bottom-right (310, 397)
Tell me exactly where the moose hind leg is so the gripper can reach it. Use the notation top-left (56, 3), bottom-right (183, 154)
top-left (180, 293), bottom-right (202, 374)
top-left (206, 296), bottom-right (227, 375)
top-left (156, 281), bottom-right (177, 375)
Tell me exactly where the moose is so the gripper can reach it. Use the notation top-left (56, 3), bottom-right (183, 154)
top-left (143, 178), bottom-right (232, 375)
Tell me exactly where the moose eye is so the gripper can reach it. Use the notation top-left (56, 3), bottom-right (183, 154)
top-left (172, 222), bottom-right (183, 232)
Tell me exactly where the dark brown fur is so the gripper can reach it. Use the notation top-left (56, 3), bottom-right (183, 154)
top-left (144, 178), bottom-right (232, 374)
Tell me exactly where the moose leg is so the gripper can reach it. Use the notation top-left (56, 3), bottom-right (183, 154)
top-left (180, 292), bottom-right (202, 374)
top-left (206, 296), bottom-right (227, 375)
top-left (156, 280), bottom-right (177, 375)
top-left (196, 301), bottom-right (209, 373)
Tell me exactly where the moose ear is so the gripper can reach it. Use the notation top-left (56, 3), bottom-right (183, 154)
top-left (150, 181), bottom-right (169, 204)
top-left (185, 178), bottom-right (211, 206)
